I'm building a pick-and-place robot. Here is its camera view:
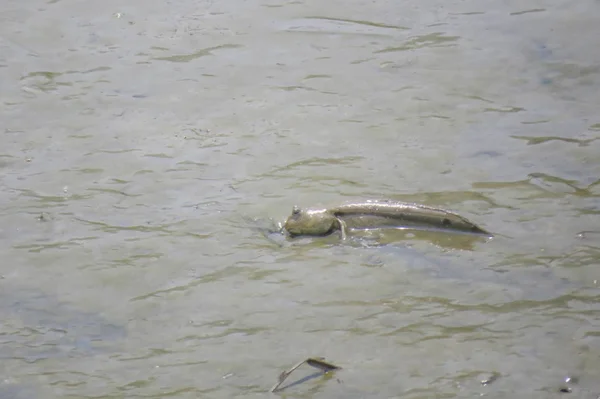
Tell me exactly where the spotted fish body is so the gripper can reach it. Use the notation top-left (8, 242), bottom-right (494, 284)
top-left (284, 201), bottom-right (491, 238)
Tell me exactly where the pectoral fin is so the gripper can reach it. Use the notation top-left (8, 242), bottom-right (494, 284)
top-left (336, 217), bottom-right (347, 240)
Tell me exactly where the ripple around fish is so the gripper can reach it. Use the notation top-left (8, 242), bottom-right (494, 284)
top-left (340, 229), bottom-right (490, 252)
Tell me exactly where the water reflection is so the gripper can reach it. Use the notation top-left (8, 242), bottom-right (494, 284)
top-left (0, 286), bottom-right (125, 362)
top-left (347, 227), bottom-right (489, 251)
top-left (2, 0), bottom-right (600, 396)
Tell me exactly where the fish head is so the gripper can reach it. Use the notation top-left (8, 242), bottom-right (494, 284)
top-left (284, 207), bottom-right (338, 237)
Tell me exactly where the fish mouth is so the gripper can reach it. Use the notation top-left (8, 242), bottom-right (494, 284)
top-left (284, 224), bottom-right (338, 238)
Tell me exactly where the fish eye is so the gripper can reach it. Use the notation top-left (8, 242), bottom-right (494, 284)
top-left (292, 206), bottom-right (301, 215)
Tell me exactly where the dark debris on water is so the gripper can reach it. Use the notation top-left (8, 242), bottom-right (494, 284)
top-left (270, 357), bottom-right (341, 393)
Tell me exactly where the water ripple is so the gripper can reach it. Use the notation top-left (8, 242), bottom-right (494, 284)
top-left (375, 32), bottom-right (460, 53)
top-left (152, 44), bottom-right (243, 63)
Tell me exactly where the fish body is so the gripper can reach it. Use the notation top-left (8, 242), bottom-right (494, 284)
top-left (284, 201), bottom-right (491, 238)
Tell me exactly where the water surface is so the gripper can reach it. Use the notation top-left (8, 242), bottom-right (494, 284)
top-left (2, 0), bottom-right (600, 397)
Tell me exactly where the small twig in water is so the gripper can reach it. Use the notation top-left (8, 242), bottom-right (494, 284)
top-left (270, 357), bottom-right (341, 393)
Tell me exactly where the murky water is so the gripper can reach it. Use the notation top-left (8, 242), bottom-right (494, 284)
top-left (2, 0), bottom-right (600, 397)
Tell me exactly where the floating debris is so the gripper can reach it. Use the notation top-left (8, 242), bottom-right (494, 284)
top-left (37, 212), bottom-right (51, 222)
top-left (558, 375), bottom-right (579, 394)
top-left (481, 372), bottom-right (501, 386)
top-left (564, 376), bottom-right (578, 384)
top-left (270, 357), bottom-right (341, 393)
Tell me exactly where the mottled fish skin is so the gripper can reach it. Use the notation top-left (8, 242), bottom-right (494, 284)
top-left (284, 206), bottom-right (339, 237)
top-left (283, 201), bottom-right (491, 238)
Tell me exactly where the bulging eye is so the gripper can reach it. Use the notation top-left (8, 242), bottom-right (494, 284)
top-left (292, 205), bottom-right (301, 215)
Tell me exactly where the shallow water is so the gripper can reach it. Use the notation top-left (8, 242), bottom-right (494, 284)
top-left (2, 0), bottom-right (600, 397)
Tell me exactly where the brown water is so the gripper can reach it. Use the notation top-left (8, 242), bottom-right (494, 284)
top-left (2, 0), bottom-right (600, 397)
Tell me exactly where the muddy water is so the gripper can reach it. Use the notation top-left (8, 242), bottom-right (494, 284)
top-left (1, 0), bottom-right (600, 397)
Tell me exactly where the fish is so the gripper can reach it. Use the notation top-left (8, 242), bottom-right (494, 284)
top-left (283, 201), bottom-right (491, 239)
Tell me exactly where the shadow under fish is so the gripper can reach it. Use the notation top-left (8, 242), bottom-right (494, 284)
top-left (283, 201), bottom-right (492, 241)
